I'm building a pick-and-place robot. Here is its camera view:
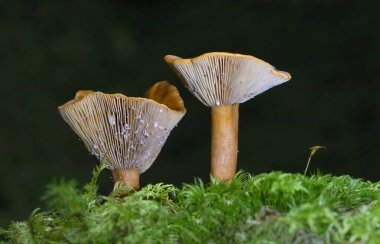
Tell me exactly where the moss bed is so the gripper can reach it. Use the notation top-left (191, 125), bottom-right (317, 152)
top-left (1, 165), bottom-right (380, 243)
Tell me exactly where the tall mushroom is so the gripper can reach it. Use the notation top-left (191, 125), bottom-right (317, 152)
top-left (165, 52), bottom-right (290, 182)
top-left (58, 81), bottom-right (186, 190)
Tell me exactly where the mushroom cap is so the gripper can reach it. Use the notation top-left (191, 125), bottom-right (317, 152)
top-left (58, 81), bottom-right (186, 173)
top-left (165, 52), bottom-right (291, 107)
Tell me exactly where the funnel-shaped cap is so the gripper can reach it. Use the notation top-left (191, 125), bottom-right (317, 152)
top-left (58, 81), bottom-right (186, 173)
top-left (165, 52), bottom-right (291, 107)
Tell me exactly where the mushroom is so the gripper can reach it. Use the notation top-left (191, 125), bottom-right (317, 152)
top-left (58, 81), bottom-right (186, 190)
top-left (164, 52), bottom-right (290, 182)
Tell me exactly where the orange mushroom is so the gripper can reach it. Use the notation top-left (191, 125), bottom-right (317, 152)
top-left (165, 52), bottom-right (290, 182)
top-left (58, 81), bottom-right (186, 190)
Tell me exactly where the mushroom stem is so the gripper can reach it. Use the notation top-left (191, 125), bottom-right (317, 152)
top-left (111, 168), bottom-right (140, 190)
top-left (210, 104), bottom-right (239, 182)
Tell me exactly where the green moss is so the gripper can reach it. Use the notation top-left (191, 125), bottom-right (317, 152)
top-left (1, 166), bottom-right (380, 243)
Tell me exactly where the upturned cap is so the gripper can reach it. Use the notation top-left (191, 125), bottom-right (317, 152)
top-left (165, 52), bottom-right (291, 107)
top-left (58, 81), bottom-right (186, 173)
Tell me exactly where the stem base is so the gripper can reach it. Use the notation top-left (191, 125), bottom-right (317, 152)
top-left (111, 168), bottom-right (140, 190)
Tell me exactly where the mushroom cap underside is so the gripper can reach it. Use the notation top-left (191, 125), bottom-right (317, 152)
top-left (165, 52), bottom-right (291, 107)
top-left (58, 82), bottom-right (186, 173)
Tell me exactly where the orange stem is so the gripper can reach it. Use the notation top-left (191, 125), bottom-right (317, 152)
top-left (210, 104), bottom-right (239, 182)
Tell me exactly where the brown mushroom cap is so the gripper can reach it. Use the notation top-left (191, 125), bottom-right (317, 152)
top-left (145, 81), bottom-right (186, 113)
top-left (58, 81), bottom-right (186, 173)
top-left (165, 52), bottom-right (291, 107)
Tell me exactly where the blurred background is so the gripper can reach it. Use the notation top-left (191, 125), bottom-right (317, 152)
top-left (1, 0), bottom-right (379, 226)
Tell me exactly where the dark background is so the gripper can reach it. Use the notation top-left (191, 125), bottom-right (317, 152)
top-left (1, 0), bottom-right (379, 226)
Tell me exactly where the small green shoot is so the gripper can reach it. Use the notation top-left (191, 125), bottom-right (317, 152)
top-left (304, 146), bottom-right (326, 175)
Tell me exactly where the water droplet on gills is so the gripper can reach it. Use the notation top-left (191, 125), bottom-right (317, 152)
top-left (108, 114), bottom-right (116, 126)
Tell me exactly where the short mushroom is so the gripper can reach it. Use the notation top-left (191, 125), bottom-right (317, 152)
top-left (165, 52), bottom-right (290, 182)
top-left (58, 81), bottom-right (186, 190)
